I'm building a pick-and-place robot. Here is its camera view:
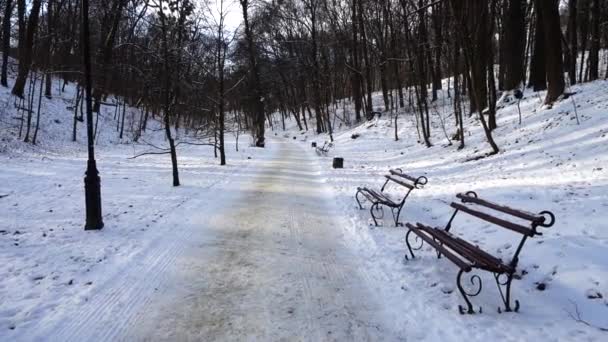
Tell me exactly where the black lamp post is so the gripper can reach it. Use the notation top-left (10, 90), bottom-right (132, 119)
top-left (82, 0), bottom-right (103, 230)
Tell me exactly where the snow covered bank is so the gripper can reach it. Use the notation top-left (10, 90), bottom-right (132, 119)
top-left (0, 71), bottom-right (260, 338)
top-left (293, 79), bottom-right (608, 340)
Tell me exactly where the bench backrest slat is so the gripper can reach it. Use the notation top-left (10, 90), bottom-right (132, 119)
top-left (389, 169), bottom-right (418, 183)
top-left (384, 175), bottom-right (415, 190)
top-left (450, 203), bottom-right (534, 236)
top-left (456, 193), bottom-right (545, 225)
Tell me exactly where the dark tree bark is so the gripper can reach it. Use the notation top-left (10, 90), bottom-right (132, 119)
top-left (158, 1), bottom-right (180, 187)
top-left (92, 0), bottom-right (125, 112)
top-left (44, 0), bottom-right (54, 98)
top-left (431, 2), bottom-right (443, 100)
top-left (308, 1), bottom-right (325, 135)
top-left (1, 0), bottom-right (13, 87)
top-left (578, 0), bottom-right (590, 82)
top-left (503, 0), bottom-right (526, 90)
top-left (467, 0), bottom-right (489, 114)
top-left (216, 8), bottom-right (227, 165)
top-left (587, 0), bottom-right (600, 81)
top-left (240, 0), bottom-right (265, 147)
top-left (351, 0), bottom-right (363, 121)
top-left (566, 0), bottom-right (578, 84)
top-left (358, 0), bottom-right (373, 113)
top-left (388, 11), bottom-right (404, 108)
top-left (528, 1), bottom-right (547, 91)
top-left (537, 0), bottom-right (565, 104)
top-left (450, 0), bottom-right (499, 154)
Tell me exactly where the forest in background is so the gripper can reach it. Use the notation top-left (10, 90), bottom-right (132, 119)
top-left (1, 0), bottom-right (607, 185)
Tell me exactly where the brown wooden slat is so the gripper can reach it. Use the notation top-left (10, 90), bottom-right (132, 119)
top-left (451, 203), bottom-right (534, 236)
top-left (415, 224), bottom-right (496, 269)
top-left (415, 224), bottom-right (512, 273)
top-left (457, 193), bottom-right (544, 224)
top-left (389, 169), bottom-right (418, 183)
top-left (385, 175), bottom-right (415, 190)
top-left (359, 188), bottom-right (398, 206)
top-left (431, 228), bottom-right (512, 273)
top-left (407, 224), bottom-right (472, 272)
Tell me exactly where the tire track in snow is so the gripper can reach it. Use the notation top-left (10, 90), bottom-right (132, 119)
top-left (28, 158), bottom-right (256, 341)
top-left (108, 138), bottom-right (396, 340)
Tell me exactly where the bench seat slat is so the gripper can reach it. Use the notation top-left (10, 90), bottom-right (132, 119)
top-left (406, 223), bottom-right (472, 272)
top-left (369, 189), bottom-right (399, 207)
top-left (450, 203), bottom-right (535, 236)
top-left (426, 226), bottom-right (513, 274)
top-left (411, 223), bottom-right (513, 274)
top-left (357, 187), bottom-right (398, 207)
top-left (457, 193), bottom-right (545, 224)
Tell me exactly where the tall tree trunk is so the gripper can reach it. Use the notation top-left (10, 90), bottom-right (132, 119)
top-left (450, 0), bottom-right (499, 154)
top-left (217, 13), bottom-right (226, 165)
top-left (578, 0), bottom-right (590, 82)
top-left (358, 0), bottom-right (373, 113)
top-left (351, 0), bottom-right (362, 122)
top-left (538, 0), bottom-right (565, 104)
top-left (566, 0), bottom-right (578, 84)
top-left (240, 0), bottom-right (265, 147)
top-left (307, 1), bottom-right (325, 136)
top-left (390, 17), bottom-right (404, 108)
top-left (431, 2), bottom-right (443, 99)
top-left (1, 0), bottom-right (13, 87)
top-left (92, 0), bottom-right (125, 112)
top-left (587, 0), bottom-right (600, 81)
top-left (45, 0), bottom-right (54, 98)
top-left (469, 0), bottom-right (488, 114)
top-left (159, 2), bottom-right (179, 187)
top-left (528, 1), bottom-right (547, 90)
top-left (487, 1), bottom-right (498, 131)
top-left (503, 0), bottom-right (526, 90)
top-left (12, 0), bottom-right (42, 98)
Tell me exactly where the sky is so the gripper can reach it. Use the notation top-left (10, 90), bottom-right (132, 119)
top-left (197, 0), bottom-right (244, 31)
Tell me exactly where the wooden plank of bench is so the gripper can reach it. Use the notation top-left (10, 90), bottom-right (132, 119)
top-left (367, 189), bottom-right (397, 205)
top-left (415, 223), bottom-right (496, 268)
top-left (414, 223), bottom-right (511, 274)
top-left (389, 169), bottom-right (419, 183)
top-left (429, 227), bottom-right (512, 273)
top-left (406, 223), bottom-right (472, 272)
top-left (357, 188), bottom-right (378, 202)
top-left (358, 188), bottom-right (397, 206)
top-left (385, 175), bottom-right (415, 190)
top-left (457, 193), bottom-right (545, 224)
top-left (450, 203), bottom-right (535, 236)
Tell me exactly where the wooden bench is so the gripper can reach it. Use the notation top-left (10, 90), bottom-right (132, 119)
top-left (315, 141), bottom-right (333, 155)
top-left (404, 191), bottom-right (555, 314)
top-left (355, 169), bottom-right (427, 227)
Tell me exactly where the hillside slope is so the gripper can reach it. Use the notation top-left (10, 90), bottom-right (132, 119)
top-left (292, 79), bottom-right (608, 339)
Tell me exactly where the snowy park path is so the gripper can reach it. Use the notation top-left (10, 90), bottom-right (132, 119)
top-left (29, 138), bottom-right (396, 341)
top-left (124, 138), bottom-right (396, 341)
top-left (128, 139), bottom-right (399, 341)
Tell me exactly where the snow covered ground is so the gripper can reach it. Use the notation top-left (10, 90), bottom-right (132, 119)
top-left (1, 61), bottom-right (607, 341)
top-left (295, 79), bottom-right (608, 340)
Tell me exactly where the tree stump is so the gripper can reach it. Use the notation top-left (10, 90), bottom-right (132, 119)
top-left (332, 157), bottom-right (344, 169)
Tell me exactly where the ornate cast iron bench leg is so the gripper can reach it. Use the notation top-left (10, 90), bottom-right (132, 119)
top-left (457, 269), bottom-right (483, 314)
top-left (393, 204), bottom-right (406, 227)
top-left (495, 273), bottom-right (520, 313)
top-left (404, 229), bottom-right (424, 260)
top-left (355, 189), bottom-right (366, 210)
top-left (370, 202), bottom-right (382, 226)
